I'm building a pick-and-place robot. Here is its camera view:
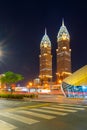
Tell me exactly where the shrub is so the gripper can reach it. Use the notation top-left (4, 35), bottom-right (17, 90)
top-left (0, 93), bottom-right (24, 99)
top-left (0, 93), bottom-right (38, 99)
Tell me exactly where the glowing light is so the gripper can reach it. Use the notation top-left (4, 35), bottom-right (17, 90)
top-left (62, 46), bottom-right (67, 50)
top-left (62, 34), bottom-right (67, 40)
top-left (29, 82), bottom-right (33, 86)
top-left (58, 80), bottom-right (62, 84)
top-left (82, 86), bottom-right (86, 89)
top-left (43, 53), bottom-right (47, 56)
top-left (44, 43), bottom-right (47, 47)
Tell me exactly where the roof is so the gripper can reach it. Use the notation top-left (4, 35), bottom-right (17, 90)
top-left (57, 20), bottom-right (70, 42)
top-left (40, 28), bottom-right (51, 47)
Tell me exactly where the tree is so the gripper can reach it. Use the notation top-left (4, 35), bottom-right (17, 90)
top-left (0, 71), bottom-right (24, 93)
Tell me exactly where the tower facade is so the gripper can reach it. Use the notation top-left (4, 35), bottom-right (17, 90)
top-left (56, 20), bottom-right (71, 83)
top-left (39, 29), bottom-right (52, 85)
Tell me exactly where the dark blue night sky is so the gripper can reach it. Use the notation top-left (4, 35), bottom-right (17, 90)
top-left (0, 0), bottom-right (87, 85)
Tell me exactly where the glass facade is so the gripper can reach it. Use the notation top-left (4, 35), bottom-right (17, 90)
top-left (62, 82), bottom-right (87, 98)
top-left (62, 65), bottom-right (87, 98)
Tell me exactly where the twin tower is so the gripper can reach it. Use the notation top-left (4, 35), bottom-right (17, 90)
top-left (39, 20), bottom-right (71, 85)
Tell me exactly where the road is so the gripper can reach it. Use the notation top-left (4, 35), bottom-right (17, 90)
top-left (0, 96), bottom-right (87, 130)
top-left (31, 94), bottom-right (87, 105)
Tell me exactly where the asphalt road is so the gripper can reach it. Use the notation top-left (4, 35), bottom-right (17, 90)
top-left (0, 98), bottom-right (87, 130)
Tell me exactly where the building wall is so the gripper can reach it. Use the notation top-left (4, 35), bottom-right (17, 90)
top-left (56, 22), bottom-right (71, 82)
top-left (39, 30), bottom-right (52, 85)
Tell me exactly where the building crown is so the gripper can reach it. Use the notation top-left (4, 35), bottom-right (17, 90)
top-left (40, 28), bottom-right (51, 48)
top-left (57, 19), bottom-right (70, 42)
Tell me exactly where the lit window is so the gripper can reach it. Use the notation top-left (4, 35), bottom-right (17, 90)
top-left (62, 46), bottom-right (67, 50)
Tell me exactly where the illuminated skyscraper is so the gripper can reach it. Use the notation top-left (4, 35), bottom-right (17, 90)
top-left (39, 29), bottom-right (52, 84)
top-left (56, 20), bottom-right (71, 83)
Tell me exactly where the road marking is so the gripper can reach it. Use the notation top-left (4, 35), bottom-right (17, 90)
top-left (42, 107), bottom-right (77, 112)
top-left (0, 112), bottom-right (39, 125)
top-left (18, 110), bottom-right (56, 119)
top-left (1, 103), bottom-right (50, 113)
top-left (58, 104), bottom-right (86, 108)
top-left (0, 120), bottom-right (17, 130)
top-left (52, 105), bottom-right (85, 110)
top-left (31, 108), bottom-right (67, 116)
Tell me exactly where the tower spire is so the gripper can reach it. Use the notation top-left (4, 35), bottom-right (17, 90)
top-left (57, 19), bottom-right (70, 42)
top-left (41, 28), bottom-right (51, 47)
top-left (62, 18), bottom-right (64, 26)
top-left (45, 28), bottom-right (47, 35)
